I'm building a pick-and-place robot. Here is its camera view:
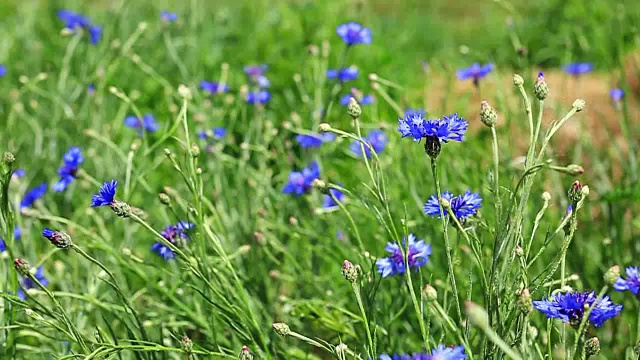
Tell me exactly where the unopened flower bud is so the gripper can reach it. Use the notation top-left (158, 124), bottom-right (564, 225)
top-left (423, 284), bottom-right (438, 302)
top-left (573, 99), bottom-right (586, 112)
top-left (604, 265), bottom-right (620, 286)
top-left (25, 308), bottom-right (44, 321)
top-left (239, 345), bottom-right (253, 360)
top-left (42, 228), bottom-right (72, 249)
top-left (465, 301), bottom-right (489, 328)
top-left (158, 193), bottom-right (171, 206)
top-left (533, 72), bottom-right (549, 100)
top-left (542, 192), bottom-right (552, 201)
top-left (341, 260), bottom-right (359, 283)
top-left (180, 335), bottom-right (193, 353)
top-left (3, 152), bottom-right (15, 165)
top-left (567, 164), bottom-right (584, 175)
top-left (14, 258), bottom-right (30, 276)
top-left (311, 179), bottom-right (328, 193)
top-left (479, 101), bottom-right (498, 127)
top-left (318, 123), bottom-right (332, 132)
top-left (178, 84), bottom-right (192, 99)
top-left (518, 289), bottom-right (533, 314)
top-left (272, 322), bottom-right (290, 337)
top-left (439, 196), bottom-right (451, 209)
top-left (190, 144), bottom-right (200, 158)
top-left (584, 337), bottom-right (600, 358)
top-left (568, 180), bottom-right (583, 203)
top-left (347, 97), bottom-right (361, 119)
top-left (581, 185), bottom-right (589, 198)
top-left (513, 74), bottom-right (524, 86)
top-left (515, 245), bottom-right (524, 257)
top-left (110, 200), bottom-right (132, 218)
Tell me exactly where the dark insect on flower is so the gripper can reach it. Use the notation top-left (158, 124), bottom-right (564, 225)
top-left (246, 90), bottom-right (270, 105)
top-left (53, 147), bottom-right (84, 192)
top-left (563, 62), bottom-right (594, 75)
top-left (295, 132), bottom-right (336, 149)
top-left (349, 130), bottom-right (388, 158)
top-left (151, 221), bottom-right (194, 260)
top-left (161, 10), bottom-right (178, 22)
top-left (17, 266), bottom-right (49, 300)
top-left (375, 234), bottom-right (431, 278)
top-left (322, 185), bottom-right (344, 208)
top-left (0, 64), bottom-right (6, 78)
top-left (336, 22), bottom-right (372, 46)
top-left (533, 291), bottom-right (622, 327)
top-left (610, 88), bottom-right (624, 102)
top-left (614, 266), bottom-right (640, 295)
top-left (340, 93), bottom-right (374, 106)
top-left (456, 63), bottom-right (494, 86)
top-left (424, 190), bottom-right (482, 220)
top-left (12, 169), bottom-right (26, 179)
top-left (282, 161), bottom-right (320, 196)
top-left (20, 183), bottom-right (48, 209)
top-left (90, 180), bottom-right (118, 207)
top-left (56, 9), bottom-right (102, 45)
top-left (200, 80), bottom-right (229, 94)
top-left (198, 127), bottom-right (227, 140)
top-left (0, 226), bottom-right (22, 253)
top-left (326, 66), bottom-right (358, 82)
top-left (244, 64), bottom-right (270, 88)
top-left (124, 114), bottom-right (159, 134)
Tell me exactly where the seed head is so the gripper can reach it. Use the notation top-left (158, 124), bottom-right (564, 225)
top-left (347, 97), bottom-right (361, 119)
top-left (533, 72), bottom-right (549, 100)
top-left (190, 144), bottom-right (200, 158)
top-left (518, 288), bottom-right (533, 314)
top-left (604, 265), bottom-right (620, 286)
top-left (318, 123), bottom-right (332, 132)
top-left (479, 101), bottom-right (498, 127)
top-left (272, 322), bottom-right (290, 337)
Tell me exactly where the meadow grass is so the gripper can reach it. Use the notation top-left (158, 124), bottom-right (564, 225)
top-left (1, 0), bottom-right (640, 359)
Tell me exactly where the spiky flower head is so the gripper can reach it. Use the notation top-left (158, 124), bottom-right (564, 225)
top-left (42, 228), bottom-right (72, 249)
top-left (347, 97), bottom-right (361, 119)
top-left (614, 266), bottom-right (640, 295)
top-left (375, 234), bottom-right (431, 278)
top-left (424, 190), bottom-right (482, 221)
top-left (533, 291), bottom-right (622, 327)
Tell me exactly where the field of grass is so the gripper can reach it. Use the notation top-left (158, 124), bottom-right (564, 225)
top-left (1, 0), bottom-right (640, 359)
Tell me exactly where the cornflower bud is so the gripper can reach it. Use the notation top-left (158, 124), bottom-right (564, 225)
top-left (14, 258), bottom-right (30, 276)
top-left (422, 284), bottom-right (438, 302)
top-left (479, 100), bottom-right (498, 127)
top-left (513, 74), bottom-right (524, 86)
top-left (341, 260), bottom-right (359, 283)
top-left (568, 180), bottom-right (583, 203)
top-left (158, 193), bottom-right (171, 206)
top-left (584, 337), bottom-right (600, 358)
top-left (272, 322), bottom-right (290, 337)
top-left (347, 97), bottom-right (361, 119)
top-left (42, 228), bottom-right (72, 249)
top-left (573, 99), bottom-right (586, 112)
top-left (533, 72), bottom-right (549, 100)
top-left (604, 265), bottom-right (620, 286)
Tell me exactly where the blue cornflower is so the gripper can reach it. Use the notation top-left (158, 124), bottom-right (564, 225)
top-left (17, 266), bottom-right (49, 300)
top-left (53, 147), bottom-right (84, 192)
top-left (88, 26), bottom-right (102, 45)
top-left (198, 127), bottom-right (227, 140)
top-left (424, 190), bottom-right (482, 220)
top-left (456, 63), bottom-right (494, 86)
top-left (0, 240), bottom-right (4, 253)
top-left (614, 266), bottom-right (640, 295)
top-left (429, 345), bottom-right (467, 360)
top-left (151, 221), bottom-right (194, 260)
top-left (349, 129), bottom-right (388, 158)
top-left (20, 183), bottom-right (48, 209)
top-left (323, 186), bottom-right (344, 208)
top-left (161, 10), bottom-right (178, 22)
top-left (246, 90), bottom-right (270, 105)
top-left (405, 108), bottom-right (426, 117)
top-left (398, 112), bottom-right (427, 141)
top-left (124, 113), bottom-right (159, 134)
top-left (336, 22), bottom-right (372, 46)
top-left (90, 180), bottom-right (117, 207)
top-left (282, 161), bottom-right (320, 196)
top-left (326, 66), bottom-right (359, 82)
top-left (88, 83), bottom-right (95, 94)
top-left (533, 291), bottom-right (622, 327)
top-left (0, 64), bottom-right (6, 78)
top-left (295, 132), bottom-right (336, 148)
top-left (423, 113), bottom-right (468, 143)
top-left (56, 9), bottom-right (102, 45)
top-left (340, 93), bottom-right (374, 106)
top-left (563, 62), bottom-right (594, 75)
top-left (0, 226), bottom-right (22, 253)
top-left (610, 88), bottom-right (624, 102)
top-left (244, 64), bottom-right (270, 88)
top-left (12, 169), bottom-right (26, 178)
top-left (200, 80), bottom-right (229, 94)
top-left (375, 234), bottom-right (431, 278)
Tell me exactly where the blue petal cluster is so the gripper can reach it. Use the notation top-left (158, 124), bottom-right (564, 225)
top-left (610, 88), bottom-right (624, 102)
top-left (341, 94), bottom-right (374, 106)
top-left (12, 169), bottom-right (26, 178)
top-left (323, 186), bottom-right (344, 208)
top-left (200, 80), bottom-right (229, 94)
top-left (349, 130), bottom-right (388, 158)
top-left (57, 9), bottom-right (102, 45)
top-left (53, 147), bottom-right (84, 192)
top-left (246, 90), bottom-right (270, 105)
top-left (124, 114), bottom-right (159, 134)
top-left (533, 291), bottom-right (622, 327)
top-left (151, 221), bottom-right (194, 260)
top-left (424, 190), bottom-right (482, 220)
top-left (398, 113), bottom-right (468, 143)
top-left (373, 344), bottom-right (467, 359)
top-left (375, 234), bottom-right (431, 278)
top-left (282, 161), bottom-right (320, 196)
top-left (20, 183), bottom-right (48, 209)
top-left (295, 132), bottom-right (336, 149)
top-left (161, 10), bottom-right (178, 22)
top-left (614, 266), bottom-right (640, 295)
top-left (198, 127), bottom-right (227, 140)
top-left (336, 22), bottom-right (372, 46)
top-left (88, 83), bottom-right (96, 94)
top-left (244, 64), bottom-right (270, 88)
top-left (17, 266), bottom-right (49, 300)
top-left (456, 63), bottom-right (493, 84)
top-left (326, 67), bottom-right (358, 82)
top-left (563, 62), bottom-right (594, 75)
top-left (0, 64), bottom-right (6, 78)
top-left (91, 180), bottom-right (118, 207)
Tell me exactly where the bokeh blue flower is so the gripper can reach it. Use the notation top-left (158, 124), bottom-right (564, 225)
top-left (375, 234), bottom-right (431, 278)
top-left (246, 90), bottom-right (270, 105)
top-left (57, 9), bottom-right (102, 45)
top-left (200, 80), bottom-right (229, 94)
top-left (124, 114), bottom-right (159, 134)
top-left (151, 221), bottom-right (194, 260)
top-left (282, 161), bottom-right (320, 196)
top-left (563, 62), bottom-right (594, 75)
top-left (161, 10), bottom-right (178, 22)
top-left (322, 186), bottom-right (344, 208)
top-left (326, 66), bottom-right (359, 82)
top-left (336, 22), bottom-right (372, 46)
top-left (341, 94), bottom-right (374, 106)
top-left (295, 132), bottom-right (336, 148)
top-left (53, 147), bottom-right (84, 192)
top-left (198, 127), bottom-right (227, 140)
top-left (456, 63), bottom-right (493, 85)
top-left (20, 183), bottom-right (48, 209)
top-left (614, 266), bottom-right (640, 295)
top-left (610, 88), bottom-right (624, 102)
top-left (349, 129), bottom-right (388, 158)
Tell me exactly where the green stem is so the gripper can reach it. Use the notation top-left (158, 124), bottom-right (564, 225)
top-left (352, 281), bottom-right (375, 358)
top-left (571, 286), bottom-right (608, 357)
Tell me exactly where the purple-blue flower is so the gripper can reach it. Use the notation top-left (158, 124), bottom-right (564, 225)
top-left (53, 147), bottom-right (84, 192)
top-left (533, 291), bottom-right (622, 327)
top-left (91, 180), bottom-right (117, 207)
top-left (244, 64), bottom-right (270, 88)
top-left (246, 90), bottom-right (270, 105)
top-left (398, 112), bottom-right (427, 141)
top-left (0, 64), bottom-right (6, 78)
top-left (614, 266), bottom-right (640, 295)
top-left (12, 169), bottom-right (25, 178)
top-left (336, 22), bottom-right (372, 46)
top-left (88, 83), bottom-right (95, 94)
top-left (161, 10), bottom-right (178, 22)
top-left (151, 221), bottom-right (194, 260)
top-left (124, 114), bottom-right (159, 134)
top-left (424, 190), bottom-right (482, 220)
top-left (563, 62), bottom-right (594, 75)
top-left (17, 266), bottom-right (49, 300)
top-left (377, 345), bottom-right (466, 360)
top-left (341, 94), bottom-right (374, 106)
top-left (198, 127), bottom-right (227, 140)
top-left (349, 129), bottom-right (388, 158)
top-left (423, 113), bottom-right (468, 143)
top-left (88, 26), bottom-right (102, 45)
top-left (200, 80), bottom-right (229, 94)
top-left (57, 10), bottom-right (102, 45)
top-left (323, 186), bottom-right (344, 208)
top-left (326, 66), bottom-right (358, 82)
top-left (295, 132), bottom-right (336, 148)
top-left (610, 88), bottom-right (624, 102)
top-left (20, 183), bottom-right (48, 209)
top-left (282, 161), bottom-right (320, 196)
top-left (375, 234), bottom-right (431, 278)
top-left (456, 63), bottom-right (494, 86)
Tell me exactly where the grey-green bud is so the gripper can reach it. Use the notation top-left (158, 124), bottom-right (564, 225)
top-left (347, 97), bottom-right (362, 119)
top-left (3, 152), bottom-right (15, 165)
top-left (341, 260), bottom-right (359, 283)
top-left (479, 101), bottom-right (498, 127)
top-left (110, 200), bottom-right (132, 218)
top-left (181, 335), bottom-right (193, 354)
top-left (568, 180), bottom-right (583, 203)
top-left (422, 284), bottom-right (438, 302)
top-left (158, 193), bottom-right (171, 206)
top-left (604, 265), bottom-right (620, 286)
top-left (14, 258), bottom-right (31, 276)
top-left (239, 345), bottom-right (253, 360)
top-left (513, 74), bottom-right (524, 86)
top-left (272, 322), bottom-right (290, 337)
top-left (533, 72), bottom-right (549, 100)
top-left (584, 337), bottom-right (600, 358)
top-left (573, 99), bottom-right (586, 112)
